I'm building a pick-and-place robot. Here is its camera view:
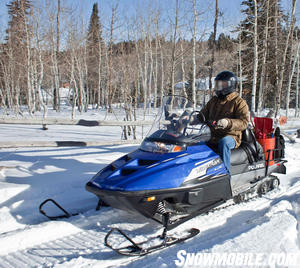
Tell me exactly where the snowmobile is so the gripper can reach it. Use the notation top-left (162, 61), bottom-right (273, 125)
top-left (84, 95), bottom-right (286, 256)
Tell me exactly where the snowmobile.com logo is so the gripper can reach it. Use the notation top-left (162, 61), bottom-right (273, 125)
top-left (174, 250), bottom-right (299, 267)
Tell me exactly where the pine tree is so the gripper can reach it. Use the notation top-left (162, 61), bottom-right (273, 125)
top-left (6, 0), bottom-right (32, 44)
top-left (217, 33), bottom-right (233, 51)
top-left (86, 3), bottom-right (105, 107)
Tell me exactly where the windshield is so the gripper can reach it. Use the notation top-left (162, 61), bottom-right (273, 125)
top-left (144, 95), bottom-right (211, 146)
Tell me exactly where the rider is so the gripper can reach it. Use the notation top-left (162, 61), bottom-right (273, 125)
top-left (199, 71), bottom-right (249, 174)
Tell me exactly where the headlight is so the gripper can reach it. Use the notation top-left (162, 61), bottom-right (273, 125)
top-left (140, 140), bottom-right (185, 153)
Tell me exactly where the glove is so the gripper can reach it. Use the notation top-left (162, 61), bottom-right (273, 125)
top-left (176, 116), bottom-right (189, 132)
top-left (216, 118), bottom-right (229, 129)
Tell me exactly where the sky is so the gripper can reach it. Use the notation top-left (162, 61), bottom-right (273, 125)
top-left (0, 0), bottom-right (243, 41)
top-left (0, 0), bottom-right (299, 42)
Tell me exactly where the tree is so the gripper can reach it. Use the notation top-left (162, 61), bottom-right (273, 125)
top-left (53, 0), bottom-right (61, 111)
top-left (217, 33), bottom-right (233, 51)
top-left (251, 0), bottom-right (258, 113)
top-left (257, 0), bottom-right (270, 114)
top-left (275, 0), bottom-right (297, 117)
top-left (108, 3), bottom-right (118, 113)
top-left (87, 3), bottom-right (105, 108)
top-left (239, 0), bottom-right (286, 111)
top-left (191, 0), bottom-right (200, 107)
top-left (169, 0), bottom-right (179, 97)
top-left (5, 0), bottom-right (32, 113)
top-left (296, 52), bottom-right (299, 117)
top-left (239, 0), bottom-right (263, 111)
top-left (208, 0), bottom-right (218, 98)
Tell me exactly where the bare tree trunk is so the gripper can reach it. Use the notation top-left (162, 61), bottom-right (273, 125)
top-left (70, 47), bottom-right (78, 119)
top-left (296, 54), bottom-right (299, 117)
top-left (192, 0), bottom-right (199, 107)
top-left (274, 3), bottom-right (279, 110)
top-left (143, 34), bottom-right (148, 114)
top-left (286, 41), bottom-right (299, 117)
top-left (74, 52), bottom-right (85, 113)
top-left (97, 36), bottom-right (103, 109)
top-left (257, 0), bottom-right (269, 115)
top-left (158, 37), bottom-right (164, 106)
top-left (108, 4), bottom-right (118, 113)
top-left (6, 30), bottom-right (21, 115)
top-left (134, 37), bottom-right (143, 107)
top-left (180, 39), bottom-right (187, 98)
top-left (53, 0), bottom-right (61, 111)
top-left (275, 0), bottom-right (296, 117)
top-left (251, 0), bottom-right (258, 113)
top-left (148, 32), bottom-right (153, 112)
top-left (153, 15), bottom-right (159, 108)
top-left (57, 0), bottom-right (60, 55)
top-left (208, 0), bottom-right (218, 98)
top-left (238, 31), bottom-right (243, 97)
top-left (34, 9), bottom-right (48, 119)
top-left (0, 52), bottom-right (13, 110)
top-left (0, 56), bottom-right (8, 110)
top-left (0, 82), bottom-right (6, 111)
top-left (22, 4), bottom-right (34, 115)
top-left (170, 0), bottom-right (179, 96)
top-left (103, 45), bottom-right (109, 108)
top-left (83, 43), bottom-right (89, 112)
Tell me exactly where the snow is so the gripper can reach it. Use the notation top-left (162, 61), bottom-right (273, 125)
top-left (0, 107), bottom-right (300, 267)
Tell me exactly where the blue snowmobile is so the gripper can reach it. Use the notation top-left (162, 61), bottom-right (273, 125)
top-left (84, 95), bottom-right (286, 256)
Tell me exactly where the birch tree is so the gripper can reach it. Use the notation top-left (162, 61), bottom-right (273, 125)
top-left (153, 13), bottom-right (160, 108)
top-left (238, 31), bottom-right (243, 97)
top-left (296, 54), bottom-right (299, 117)
top-left (257, 0), bottom-right (269, 115)
top-left (251, 0), bottom-right (258, 112)
top-left (108, 3), bottom-right (118, 113)
top-left (191, 0), bottom-right (199, 106)
top-left (275, 0), bottom-right (296, 117)
top-left (208, 0), bottom-right (218, 98)
top-left (32, 6), bottom-right (48, 118)
top-left (169, 0), bottom-right (179, 96)
top-left (286, 40), bottom-right (299, 117)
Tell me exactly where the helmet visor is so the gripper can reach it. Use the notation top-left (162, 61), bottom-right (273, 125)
top-left (215, 80), bottom-right (230, 91)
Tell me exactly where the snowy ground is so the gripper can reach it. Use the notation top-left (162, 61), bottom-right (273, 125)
top-left (0, 108), bottom-right (300, 267)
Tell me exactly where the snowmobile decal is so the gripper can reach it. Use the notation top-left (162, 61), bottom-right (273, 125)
top-left (248, 163), bottom-right (264, 170)
top-left (185, 157), bottom-right (223, 182)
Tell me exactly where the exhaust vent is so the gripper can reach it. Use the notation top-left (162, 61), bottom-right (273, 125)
top-left (138, 159), bottom-right (159, 166)
top-left (121, 168), bottom-right (137, 176)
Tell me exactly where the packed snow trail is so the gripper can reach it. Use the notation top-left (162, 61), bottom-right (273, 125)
top-left (0, 180), bottom-right (300, 267)
top-left (0, 139), bottom-right (300, 267)
top-left (1, 173), bottom-right (300, 267)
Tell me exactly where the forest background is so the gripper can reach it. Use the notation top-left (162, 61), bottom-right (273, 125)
top-left (0, 0), bottom-right (300, 121)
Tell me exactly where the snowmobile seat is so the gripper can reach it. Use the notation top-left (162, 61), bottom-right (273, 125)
top-left (241, 127), bottom-right (254, 143)
top-left (230, 128), bottom-right (262, 166)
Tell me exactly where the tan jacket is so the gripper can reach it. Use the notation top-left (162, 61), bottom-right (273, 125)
top-left (200, 92), bottom-right (249, 148)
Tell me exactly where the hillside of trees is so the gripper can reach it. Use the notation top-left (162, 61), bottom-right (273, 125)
top-left (0, 0), bottom-right (299, 119)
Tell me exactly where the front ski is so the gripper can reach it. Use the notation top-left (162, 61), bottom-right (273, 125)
top-left (104, 227), bottom-right (199, 256)
top-left (39, 197), bottom-right (108, 221)
top-left (39, 199), bottom-right (78, 220)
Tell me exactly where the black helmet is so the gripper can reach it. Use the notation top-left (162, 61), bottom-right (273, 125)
top-left (214, 71), bottom-right (237, 98)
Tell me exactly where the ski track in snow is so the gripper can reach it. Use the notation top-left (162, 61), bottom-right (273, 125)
top-left (0, 129), bottom-right (300, 266)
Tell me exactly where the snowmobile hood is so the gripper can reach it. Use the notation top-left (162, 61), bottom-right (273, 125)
top-left (88, 144), bottom-right (226, 192)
